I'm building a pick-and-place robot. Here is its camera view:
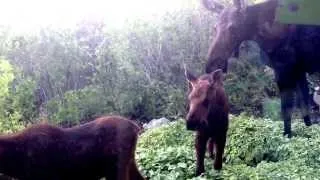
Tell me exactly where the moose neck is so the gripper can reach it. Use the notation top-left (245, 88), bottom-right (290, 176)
top-left (246, 0), bottom-right (288, 53)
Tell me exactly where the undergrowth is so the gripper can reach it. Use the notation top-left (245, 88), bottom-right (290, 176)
top-left (136, 114), bottom-right (320, 180)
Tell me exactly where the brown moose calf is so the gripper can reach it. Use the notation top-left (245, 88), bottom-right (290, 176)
top-left (185, 68), bottom-right (229, 176)
top-left (0, 116), bottom-right (145, 180)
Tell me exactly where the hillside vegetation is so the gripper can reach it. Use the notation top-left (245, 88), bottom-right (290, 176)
top-left (137, 115), bottom-right (320, 179)
top-left (0, 0), bottom-right (318, 179)
top-left (0, 0), bottom-right (286, 129)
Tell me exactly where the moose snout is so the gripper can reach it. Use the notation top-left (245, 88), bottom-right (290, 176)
top-left (186, 120), bottom-right (197, 131)
top-left (186, 114), bottom-right (198, 130)
top-left (186, 112), bottom-right (208, 131)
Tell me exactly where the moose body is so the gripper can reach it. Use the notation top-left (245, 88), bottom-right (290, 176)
top-left (202, 0), bottom-right (320, 137)
top-left (0, 116), bottom-right (145, 180)
top-left (185, 69), bottom-right (229, 175)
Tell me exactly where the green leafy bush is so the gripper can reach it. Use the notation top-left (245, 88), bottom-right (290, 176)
top-left (9, 78), bottom-right (38, 123)
top-left (137, 120), bottom-right (195, 179)
top-left (224, 41), bottom-right (278, 117)
top-left (0, 59), bottom-right (24, 133)
top-left (118, 81), bottom-right (186, 122)
top-left (262, 98), bottom-right (281, 121)
top-left (137, 114), bottom-right (320, 179)
top-left (46, 86), bottom-right (113, 125)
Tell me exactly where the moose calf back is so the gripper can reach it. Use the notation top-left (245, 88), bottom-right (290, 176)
top-left (0, 116), bottom-right (145, 180)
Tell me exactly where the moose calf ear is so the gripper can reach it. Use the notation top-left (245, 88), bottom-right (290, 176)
top-left (185, 70), bottom-right (197, 88)
top-left (185, 70), bottom-right (196, 81)
top-left (184, 64), bottom-right (197, 83)
top-left (211, 69), bottom-right (223, 83)
top-left (184, 68), bottom-right (197, 91)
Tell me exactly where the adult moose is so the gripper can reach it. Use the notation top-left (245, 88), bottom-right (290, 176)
top-left (202, 0), bottom-right (320, 137)
top-left (0, 116), bottom-right (145, 180)
top-left (185, 67), bottom-right (229, 176)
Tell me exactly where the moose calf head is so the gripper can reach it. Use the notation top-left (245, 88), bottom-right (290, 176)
top-left (185, 68), bottom-right (224, 131)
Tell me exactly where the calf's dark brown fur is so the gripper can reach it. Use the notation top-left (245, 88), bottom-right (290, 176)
top-left (185, 68), bottom-right (229, 176)
top-left (0, 116), bottom-right (145, 180)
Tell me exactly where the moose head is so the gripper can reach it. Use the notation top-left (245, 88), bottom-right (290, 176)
top-left (203, 0), bottom-right (292, 73)
top-left (184, 67), bottom-right (226, 131)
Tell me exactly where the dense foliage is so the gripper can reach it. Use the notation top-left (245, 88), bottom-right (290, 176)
top-left (0, 59), bottom-right (25, 133)
top-left (0, 1), bottom-right (318, 179)
top-left (137, 114), bottom-right (320, 179)
top-left (0, 0), bottom-right (293, 126)
top-left (224, 41), bottom-right (278, 117)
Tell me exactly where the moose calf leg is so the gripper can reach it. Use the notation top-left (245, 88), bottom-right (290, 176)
top-left (213, 136), bottom-right (226, 170)
top-left (195, 132), bottom-right (208, 176)
top-left (129, 160), bottom-right (145, 180)
top-left (116, 158), bottom-right (130, 180)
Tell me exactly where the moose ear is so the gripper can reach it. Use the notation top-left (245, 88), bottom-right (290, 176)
top-left (184, 65), bottom-right (197, 90)
top-left (210, 69), bottom-right (223, 84)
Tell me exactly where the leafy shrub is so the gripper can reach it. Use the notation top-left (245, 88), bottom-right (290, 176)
top-left (0, 59), bottom-right (24, 133)
top-left (9, 78), bottom-right (38, 123)
top-left (137, 114), bottom-right (320, 179)
top-left (118, 81), bottom-right (186, 122)
top-left (262, 98), bottom-right (281, 121)
top-left (46, 86), bottom-right (114, 125)
top-left (137, 120), bottom-right (195, 179)
top-left (0, 111), bottom-right (24, 133)
top-left (224, 41), bottom-right (278, 117)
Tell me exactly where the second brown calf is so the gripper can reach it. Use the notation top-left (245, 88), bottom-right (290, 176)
top-left (185, 68), bottom-right (229, 176)
top-left (0, 116), bottom-right (145, 180)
